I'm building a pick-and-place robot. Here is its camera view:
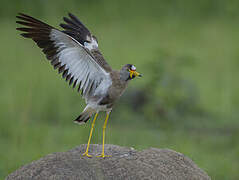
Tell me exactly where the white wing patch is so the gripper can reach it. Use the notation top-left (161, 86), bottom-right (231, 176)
top-left (84, 37), bottom-right (98, 50)
top-left (50, 29), bottom-right (111, 99)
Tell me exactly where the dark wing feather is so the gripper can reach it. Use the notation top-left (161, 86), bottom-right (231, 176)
top-left (60, 13), bottom-right (112, 72)
top-left (60, 13), bottom-right (91, 45)
top-left (16, 13), bottom-right (112, 98)
top-left (16, 13), bottom-right (58, 60)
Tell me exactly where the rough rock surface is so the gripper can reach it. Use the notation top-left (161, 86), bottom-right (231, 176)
top-left (6, 144), bottom-right (210, 180)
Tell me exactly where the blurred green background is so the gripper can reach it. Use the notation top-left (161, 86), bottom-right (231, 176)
top-left (1, 0), bottom-right (239, 179)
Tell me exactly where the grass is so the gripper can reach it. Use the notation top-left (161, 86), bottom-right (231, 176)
top-left (1, 2), bottom-right (239, 179)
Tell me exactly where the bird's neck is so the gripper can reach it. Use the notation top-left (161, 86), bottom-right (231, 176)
top-left (119, 71), bottom-right (130, 82)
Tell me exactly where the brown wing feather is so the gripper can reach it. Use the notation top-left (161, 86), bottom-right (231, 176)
top-left (16, 13), bottom-right (81, 91)
top-left (90, 49), bottom-right (112, 73)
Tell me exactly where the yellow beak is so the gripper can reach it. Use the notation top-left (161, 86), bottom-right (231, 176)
top-left (130, 70), bottom-right (142, 78)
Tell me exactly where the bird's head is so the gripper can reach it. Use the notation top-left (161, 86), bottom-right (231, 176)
top-left (120, 64), bottom-right (142, 81)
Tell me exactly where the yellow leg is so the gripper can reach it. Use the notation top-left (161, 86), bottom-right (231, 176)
top-left (97, 111), bottom-right (111, 158)
top-left (83, 113), bottom-right (98, 157)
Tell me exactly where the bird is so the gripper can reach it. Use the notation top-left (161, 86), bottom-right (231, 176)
top-left (16, 13), bottom-right (142, 158)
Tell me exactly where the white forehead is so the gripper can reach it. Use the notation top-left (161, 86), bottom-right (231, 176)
top-left (131, 65), bottom-right (136, 70)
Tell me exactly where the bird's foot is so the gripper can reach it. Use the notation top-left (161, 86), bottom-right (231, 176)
top-left (82, 152), bottom-right (92, 158)
top-left (96, 153), bottom-right (111, 158)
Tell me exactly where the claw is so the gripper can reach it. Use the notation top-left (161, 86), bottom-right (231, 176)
top-left (96, 153), bottom-right (111, 158)
top-left (83, 152), bottom-right (92, 158)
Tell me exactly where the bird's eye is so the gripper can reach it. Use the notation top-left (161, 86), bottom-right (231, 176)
top-left (130, 65), bottom-right (136, 71)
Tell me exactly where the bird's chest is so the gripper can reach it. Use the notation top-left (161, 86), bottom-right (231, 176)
top-left (108, 80), bottom-right (127, 100)
top-left (98, 79), bottom-right (127, 107)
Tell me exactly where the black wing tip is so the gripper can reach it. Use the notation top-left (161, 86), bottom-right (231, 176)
top-left (15, 20), bottom-right (22, 24)
top-left (16, 15), bottom-right (22, 19)
top-left (16, 27), bottom-right (26, 34)
top-left (16, 12), bottom-right (24, 17)
top-left (16, 12), bottom-right (29, 19)
top-left (16, 13), bottom-right (26, 22)
top-left (16, 13), bottom-right (54, 30)
top-left (16, 27), bottom-right (25, 31)
top-left (19, 33), bottom-right (29, 38)
top-left (66, 12), bottom-right (86, 27)
top-left (63, 16), bottom-right (70, 22)
top-left (18, 12), bottom-right (25, 15)
top-left (68, 12), bottom-right (77, 19)
top-left (68, 12), bottom-right (75, 17)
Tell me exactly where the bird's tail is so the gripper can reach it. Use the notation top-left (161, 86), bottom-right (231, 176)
top-left (74, 107), bottom-right (96, 125)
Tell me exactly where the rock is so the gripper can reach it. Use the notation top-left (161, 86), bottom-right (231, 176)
top-left (6, 144), bottom-right (210, 180)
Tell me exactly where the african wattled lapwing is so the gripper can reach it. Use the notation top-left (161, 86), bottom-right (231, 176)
top-left (16, 13), bottom-right (142, 157)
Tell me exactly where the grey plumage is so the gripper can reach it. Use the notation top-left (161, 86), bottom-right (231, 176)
top-left (16, 13), bottom-right (141, 124)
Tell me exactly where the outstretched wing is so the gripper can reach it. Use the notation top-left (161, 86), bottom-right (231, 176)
top-left (16, 13), bottom-right (112, 98)
top-left (60, 13), bottom-right (112, 72)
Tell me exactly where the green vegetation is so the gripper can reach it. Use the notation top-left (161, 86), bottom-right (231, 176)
top-left (1, 0), bottom-right (239, 179)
